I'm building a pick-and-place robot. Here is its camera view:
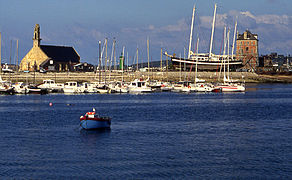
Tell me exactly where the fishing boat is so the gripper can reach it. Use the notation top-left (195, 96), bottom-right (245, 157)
top-left (0, 82), bottom-right (15, 95)
top-left (63, 81), bottom-right (79, 93)
top-left (128, 78), bottom-right (152, 93)
top-left (80, 108), bottom-right (111, 130)
top-left (108, 81), bottom-right (128, 93)
top-left (26, 85), bottom-right (48, 94)
top-left (0, 76), bottom-right (15, 95)
top-left (37, 79), bottom-right (64, 93)
top-left (13, 82), bottom-right (28, 94)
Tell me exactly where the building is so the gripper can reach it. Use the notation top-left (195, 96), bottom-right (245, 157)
top-left (73, 62), bottom-right (95, 72)
top-left (19, 24), bottom-right (80, 71)
top-left (236, 30), bottom-right (259, 71)
top-left (258, 53), bottom-right (292, 73)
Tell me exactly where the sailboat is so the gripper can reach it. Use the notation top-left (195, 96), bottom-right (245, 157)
top-left (213, 25), bottom-right (245, 92)
top-left (165, 4), bottom-right (242, 71)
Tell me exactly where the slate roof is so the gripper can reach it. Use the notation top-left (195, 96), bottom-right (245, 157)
top-left (237, 30), bottom-right (258, 41)
top-left (40, 45), bottom-right (80, 63)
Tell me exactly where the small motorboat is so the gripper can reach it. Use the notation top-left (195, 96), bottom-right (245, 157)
top-left (80, 108), bottom-right (111, 130)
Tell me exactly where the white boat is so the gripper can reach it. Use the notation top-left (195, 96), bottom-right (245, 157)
top-left (2, 63), bottom-right (13, 73)
top-left (128, 79), bottom-right (152, 93)
top-left (79, 82), bottom-right (98, 93)
top-left (171, 81), bottom-right (191, 93)
top-left (213, 82), bottom-right (245, 92)
top-left (213, 23), bottom-right (245, 93)
top-left (160, 82), bottom-right (173, 92)
top-left (0, 82), bottom-right (15, 94)
top-left (13, 82), bottom-right (28, 94)
top-left (37, 79), bottom-right (64, 93)
top-left (149, 80), bottom-right (163, 89)
top-left (63, 81), bottom-right (79, 93)
top-left (189, 83), bottom-right (214, 92)
top-left (108, 81), bottom-right (128, 93)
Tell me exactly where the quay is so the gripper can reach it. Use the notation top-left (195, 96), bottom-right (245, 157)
top-left (0, 71), bottom-right (289, 84)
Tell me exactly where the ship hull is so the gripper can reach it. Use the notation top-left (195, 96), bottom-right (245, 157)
top-left (171, 57), bottom-right (243, 71)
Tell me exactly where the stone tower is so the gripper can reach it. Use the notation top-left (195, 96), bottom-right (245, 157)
top-left (33, 24), bottom-right (41, 47)
top-left (236, 30), bottom-right (259, 71)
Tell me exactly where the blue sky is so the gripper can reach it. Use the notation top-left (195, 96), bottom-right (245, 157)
top-left (1, 0), bottom-right (292, 65)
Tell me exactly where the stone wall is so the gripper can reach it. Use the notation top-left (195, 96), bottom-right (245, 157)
top-left (19, 47), bottom-right (48, 71)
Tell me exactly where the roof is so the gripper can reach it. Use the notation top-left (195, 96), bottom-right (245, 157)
top-left (40, 45), bottom-right (80, 63)
top-left (237, 30), bottom-right (258, 41)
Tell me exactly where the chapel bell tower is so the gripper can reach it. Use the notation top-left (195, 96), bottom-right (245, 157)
top-left (33, 24), bottom-right (41, 47)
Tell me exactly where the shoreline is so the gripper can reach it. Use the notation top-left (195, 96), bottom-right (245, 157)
top-left (1, 71), bottom-right (291, 84)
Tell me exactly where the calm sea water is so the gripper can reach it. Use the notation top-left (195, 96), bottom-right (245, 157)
top-left (0, 83), bottom-right (292, 179)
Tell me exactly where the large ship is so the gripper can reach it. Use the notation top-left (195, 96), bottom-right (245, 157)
top-left (165, 52), bottom-right (243, 71)
top-left (165, 4), bottom-right (243, 71)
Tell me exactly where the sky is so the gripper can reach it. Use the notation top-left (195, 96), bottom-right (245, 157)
top-left (1, 0), bottom-right (292, 65)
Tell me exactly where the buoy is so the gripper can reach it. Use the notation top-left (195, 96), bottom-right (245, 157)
top-left (49, 102), bottom-right (53, 106)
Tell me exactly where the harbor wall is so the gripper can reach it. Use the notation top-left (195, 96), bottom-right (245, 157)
top-left (0, 71), bottom-right (289, 84)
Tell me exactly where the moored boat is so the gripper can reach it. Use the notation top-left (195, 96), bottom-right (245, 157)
top-left (213, 82), bottom-right (245, 92)
top-left (80, 108), bottom-right (111, 130)
top-left (128, 78), bottom-right (152, 93)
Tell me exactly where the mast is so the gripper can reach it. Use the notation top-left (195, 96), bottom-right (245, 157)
top-left (16, 39), bottom-right (19, 72)
top-left (179, 53), bottom-right (182, 81)
top-left (109, 39), bottom-right (115, 81)
top-left (136, 47), bottom-right (139, 72)
top-left (98, 41), bottom-right (101, 83)
top-left (231, 19), bottom-right (237, 61)
top-left (122, 46), bottom-right (125, 82)
top-left (209, 3), bottom-right (217, 59)
top-left (195, 37), bottom-right (199, 85)
top-left (222, 27), bottom-right (227, 82)
top-left (9, 40), bottom-right (12, 81)
top-left (188, 4), bottom-right (196, 59)
top-left (127, 52), bottom-right (129, 72)
top-left (113, 38), bottom-right (116, 71)
top-left (105, 38), bottom-right (108, 84)
top-left (147, 38), bottom-right (150, 79)
top-left (227, 28), bottom-right (230, 81)
top-left (160, 48), bottom-right (163, 72)
top-left (0, 32), bottom-right (1, 73)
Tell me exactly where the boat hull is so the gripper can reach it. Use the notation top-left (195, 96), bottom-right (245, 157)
top-left (171, 57), bottom-right (243, 71)
top-left (214, 85), bottom-right (245, 92)
top-left (80, 119), bottom-right (111, 130)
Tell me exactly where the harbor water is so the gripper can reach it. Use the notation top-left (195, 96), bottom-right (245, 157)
top-left (0, 83), bottom-right (292, 179)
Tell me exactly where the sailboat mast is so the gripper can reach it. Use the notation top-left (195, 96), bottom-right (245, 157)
top-left (99, 41), bottom-right (101, 83)
top-left (160, 48), bottom-right (163, 72)
top-left (136, 47), bottom-right (139, 72)
top-left (122, 46), bottom-right (125, 82)
top-left (113, 38), bottom-right (116, 71)
top-left (195, 37), bottom-right (199, 85)
top-left (227, 28), bottom-right (230, 80)
top-left (147, 38), bottom-right (150, 79)
top-left (0, 32), bottom-right (1, 73)
top-left (231, 19), bottom-right (237, 61)
top-left (105, 38), bottom-right (108, 83)
top-left (16, 39), bottom-right (19, 72)
top-left (223, 27), bottom-right (226, 82)
top-left (188, 5), bottom-right (196, 59)
top-left (209, 3), bottom-right (217, 59)
top-left (109, 39), bottom-right (115, 81)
